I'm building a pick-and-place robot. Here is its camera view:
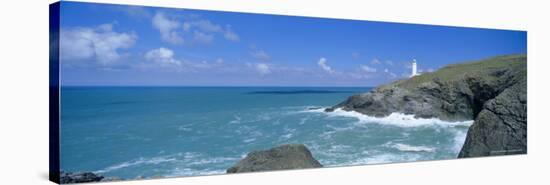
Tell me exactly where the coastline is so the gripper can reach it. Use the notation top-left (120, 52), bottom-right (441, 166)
top-left (58, 54), bottom-right (526, 181)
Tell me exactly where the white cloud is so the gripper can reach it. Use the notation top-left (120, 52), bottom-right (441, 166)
top-left (404, 62), bottom-right (412, 69)
top-left (188, 20), bottom-right (223, 33)
top-left (189, 60), bottom-right (213, 69)
top-left (152, 12), bottom-right (184, 44)
top-left (371, 58), bottom-right (381, 65)
top-left (385, 60), bottom-right (394, 66)
top-left (255, 63), bottom-right (271, 75)
top-left (120, 6), bottom-right (152, 19)
top-left (143, 48), bottom-right (228, 72)
top-left (256, 63), bottom-right (271, 75)
top-left (183, 20), bottom-right (240, 42)
top-left (145, 47), bottom-right (181, 66)
top-left (318, 57), bottom-right (335, 74)
top-left (250, 49), bottom-right (271, 61)
top-left (360, 64), bottom-right (377, 73)
top-left (215, 58), bottom-right (224, 64)
top-left (152, 12), bottom-right (240, 44)
top-left (383, 68), bottom-right (397, 78)
top-left (193, 31), bottom-right (214, 44)
top-left (60, 23), bottom-right (137, 65)
top-left (224, 25), bottom-right (240, 41)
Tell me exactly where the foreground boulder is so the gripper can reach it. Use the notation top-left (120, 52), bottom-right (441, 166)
top-left (458, 78), bottom-right (527, 157)
top-left (227, 144), bottom-right (322, 173)
top-left (60, 171), bottom-right (104, 184)
top-left (330, 54), bottom-right (527, 158)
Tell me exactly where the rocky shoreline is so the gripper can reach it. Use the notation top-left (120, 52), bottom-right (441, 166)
top-left (59, 144), bottom-right (323, 184)
top-left (59, 171), bottom-right (105, 184)
top-left (328, 54), bottom-right (527, 157)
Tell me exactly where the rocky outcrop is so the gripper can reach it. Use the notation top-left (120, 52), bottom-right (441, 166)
top-left (458, 78), bottom-right (527, 157)
top-left (227, 144), bottom-right (322, 173)
top-left (330, 54), bottom-right (527, 158)
top-left (60, 171), bottom-right (104, 184)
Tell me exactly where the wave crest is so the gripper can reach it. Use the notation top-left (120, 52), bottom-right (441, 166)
top-left (306, 107), bottom-right (474, 128)
top-left (391, 143), bottom-right (436, 152)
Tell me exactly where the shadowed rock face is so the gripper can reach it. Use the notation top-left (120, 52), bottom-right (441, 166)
top-left (60, 171), bottom-right (104, 184)
top-left (227, 144), bottom-right (322, 173)
top-left (329, 54), bottom-right (527, 158)
top-left (458, 79), bottom-right (527, 157)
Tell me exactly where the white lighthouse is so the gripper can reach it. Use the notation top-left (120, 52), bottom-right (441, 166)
top-left (410, 59), bottom-right (418, 77)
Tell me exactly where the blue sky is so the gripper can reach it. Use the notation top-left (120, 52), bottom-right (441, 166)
top-left (58, 2), bottom-right (526, 87)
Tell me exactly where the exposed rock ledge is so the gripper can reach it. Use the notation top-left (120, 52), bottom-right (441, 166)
top-left (59, 171), bottom-right (126, 184)
top-left (328, 54), bottom-right (527, 158)
top-left (59, 171), bottom-right (104, 184)
top-left (227, 144), bottom-right (322, 173)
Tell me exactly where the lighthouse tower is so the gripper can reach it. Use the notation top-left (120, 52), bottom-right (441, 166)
top-left (411, 59), bottom-right (418, 77)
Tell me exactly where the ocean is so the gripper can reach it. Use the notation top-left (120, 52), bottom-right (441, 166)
top-left (60, 86), bottom-right (473, 179)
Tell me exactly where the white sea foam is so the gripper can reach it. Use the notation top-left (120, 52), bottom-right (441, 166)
top-left (229, 115), bottom-right (241, 124)
top-left (167, 168), bottom-right (225, 177)
top-left (309, 108), bottom-right (474, 128)
top-left (278, 127), bottom-right (296, 141)
top-left (272, 119), bottom-right (281, 125)
top-left (391, 143), bottom-right (436, 152)
top-left (257, 114), bottom-right (272, 121)
top-left (301, 107), bottom-right (326, 113)
top-left (243, 138), bottom-right (256, 143)
top-left (186, 156), bottom-right (240, 166)
top-left (453, 129), bottom-right (469, 153)
top-left (327, 144), bottom-right (352, 153)
top-left (178, 126), bottom-right (192, 132)
top-left (298, 116), bottom-right (310, 125)
top-left (280, 133), bottom-right (293, 140)
top-left (95, 155), bottom-right (177, 174)
top-left (181, 152), bottom-right (201, 159)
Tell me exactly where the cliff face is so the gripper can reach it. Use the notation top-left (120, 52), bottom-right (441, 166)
top-left (458, 78), bottom-right (527, 157)
top-left (227, 144), bottom-right (322, 173)
top-left (330, 54), bottom-right (527, 158)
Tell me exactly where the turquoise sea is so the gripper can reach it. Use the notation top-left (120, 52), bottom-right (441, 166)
top-left (60, 87), bottom-right (472, 179)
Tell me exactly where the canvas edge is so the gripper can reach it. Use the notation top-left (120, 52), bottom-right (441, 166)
top-left (49, 1), bottom-right (61, 184)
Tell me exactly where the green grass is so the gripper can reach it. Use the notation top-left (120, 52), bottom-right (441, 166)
top-left (392, 54), bottom-right (527, 89)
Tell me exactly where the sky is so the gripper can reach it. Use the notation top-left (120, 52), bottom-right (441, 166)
top-left (58, 2), bottom-right (527, 87)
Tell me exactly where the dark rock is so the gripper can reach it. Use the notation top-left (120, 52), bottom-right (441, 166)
top-left (324, 107), bottom-right (335, 112)
top-left (330, 54), bottom-right (527, 158)
top-left (227, 144), bottom-right (322, 173)
top-left (458, 76), bottom-right (527, 157)
top-left (60, 171), bottom-right (104, 184)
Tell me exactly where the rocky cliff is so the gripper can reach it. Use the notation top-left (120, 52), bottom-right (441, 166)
top-left (329, 54), bottom-right (527, 157)
top-left (227, 144), bottom-right (322, 173)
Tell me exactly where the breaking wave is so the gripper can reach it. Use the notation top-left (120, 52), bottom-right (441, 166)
top-left (391, 143), bottom-right (436, 152)
top-left (304, 107), bottom-right (474, 128)
top-left (95, 155), bottom-right (178, 174)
